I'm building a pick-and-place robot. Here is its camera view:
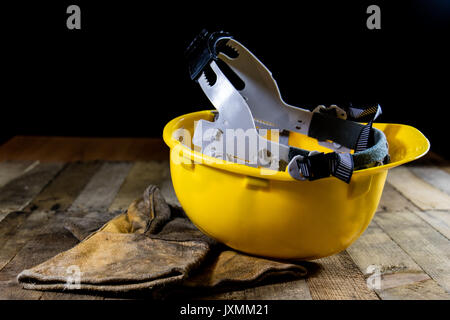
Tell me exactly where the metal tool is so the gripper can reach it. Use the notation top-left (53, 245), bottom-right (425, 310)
top-left (187, 30), bottom-right (387, 183)
top-left (192, 60), bottom-right (289, 169)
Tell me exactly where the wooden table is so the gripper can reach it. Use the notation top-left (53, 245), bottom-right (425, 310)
top-left (0, 136), bottom-right (449, 300)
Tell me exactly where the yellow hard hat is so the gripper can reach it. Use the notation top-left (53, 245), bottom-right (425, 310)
top-left (164, 111), bottom-right (428, 260)
top-left (162, 31), bottom-right (430, 260)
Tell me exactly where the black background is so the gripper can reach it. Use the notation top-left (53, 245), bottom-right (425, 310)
top-left (2, 0), bottom-right (449, 158)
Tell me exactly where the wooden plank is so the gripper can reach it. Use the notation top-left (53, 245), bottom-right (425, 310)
top-left (377, 279), bottom-right (450, 300)
top-left (0, 280), bottom-right (43, 300)
top-left (412, 152), bottom-right (450, 175)
top-left (413, 210), bottom-right (450, 240)
top-left (0, 162), bottom-right (119, 300)
top-left (25, 162), bottom-right (132, 300)
top-left (36, 162), bottom-right (134, 300)
top-left (39, 291), bottom-right (104, 300)
top-left (327, 221), bottom-right (446, 299)
top-left (0, 160), bottom-right (38, 188)
top-left (374, 211), bottom-right (450, 292)
top-left (347, 222), bottom-right (423, 275)
top-left (203, 279), bottom-right (312, 300)
top-left (0, 137), bottom-right (47, 162)
top-left (378, 272), bottom-right (430, 291)
top-left (69, 162), bottom-right (132, 212)
top-left (0, 160), bottom-right (170, 300)
top-left (0, 136), bottom-right (168, 162)
top-left (28, 161), bottom-right (102, 212)
top-left (377, 183), bottom-right (418, 213)
top-left (109, 161), bottom-right (170, 212)
top-left (0, 211), bottom-right (14, 225)
top-left (0, 212), bottom-right (31, 249)
top-left (0, 211), bottom-right (54, 271)
top-left (15, 162), bottom-right (176, 299)
top-left (0, 232), bottom-right (79, 299)
top-left (0, 162), bottom-right (102, 272)
top-left (0, 213), bottom-right (93, 300)
top-left (159, 173), bottom-right (180, 208)
top-left (0, 162), bottom-right (101, 248)
top-left (387, 167), bottom-right (450, 210)
top-left (408, 165), bottom-right (450, 195)
top-left (0, 162), bottom-right (64, 215)
top-left (306, 251), bottom-right (379, 300)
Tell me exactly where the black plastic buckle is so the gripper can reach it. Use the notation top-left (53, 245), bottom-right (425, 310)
top-left (296, 152), bottom-right (337, 181)
top-left (185, 29), bottom-right (232, 81)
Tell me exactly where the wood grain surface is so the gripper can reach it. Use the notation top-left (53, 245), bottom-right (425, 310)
top-left (0, 136), bottom-right (449, 300)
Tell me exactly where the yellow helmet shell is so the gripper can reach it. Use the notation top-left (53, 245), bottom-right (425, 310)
top-left (163, 110), bottom-right (430, 260)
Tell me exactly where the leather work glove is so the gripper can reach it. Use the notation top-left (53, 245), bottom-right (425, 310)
top-left (18, 185), bottom-right (307, 298)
